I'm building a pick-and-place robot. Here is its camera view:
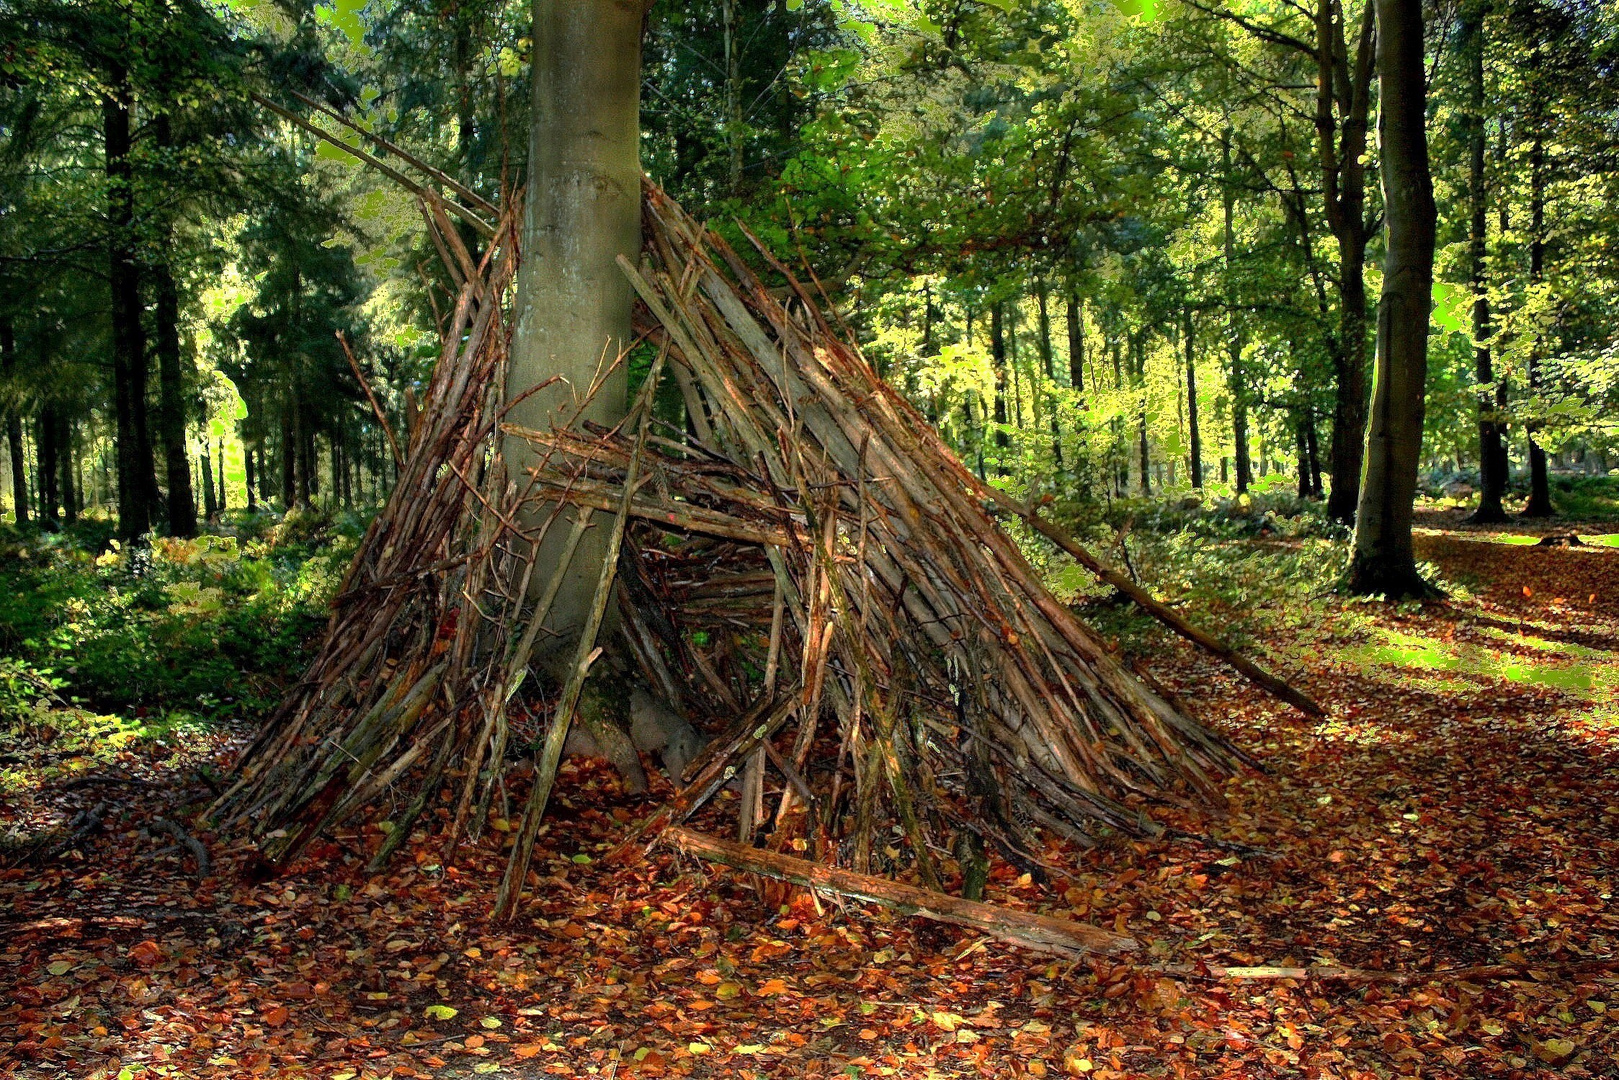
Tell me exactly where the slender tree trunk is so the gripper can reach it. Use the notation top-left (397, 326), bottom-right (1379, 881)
top-left (0, 319), bottom-right (26, 525)
top-left (1315, 0), bottom-right (1377, 524)
top-left (217, 439), bottom-right (227, 513)
top-left (1521, 60), bottom-right (1553, 518)
top-left (1306, 413), bottom-right (1323, 497)
top-left (58, 412), bottom-right (76, 524)
top-left (1136, 334), bottom-right (1151, 495)
top-left (280, 397), bottom-right (296, 509)
top-left (1066, 294), bottom-right (1085, 395)
top-left (104, 60), bottom-right (152, 539)
top-left (722, 0), bottom-right (744, 196)
top-left (1110, 326), bottom-right (1126, 496)
top-left (1184, 307), bottom-right (1202, 489)
top-left (1350, 0), bottom-right (1438, 598)
top-left (1462, 1), bottom-right (1508, 523)
top-left (990, 303), bottom-right (1010, 472)
top-left (1222, 131), bottom-right (1251, 494)
top-left (38, 408), bottom-right (59, 529)
top-left (507, 0), bottom-right (643, 649)
top-left (153, 237), bottom-right (197, 536)
top-left (200, 441), bottom-right (218, 519)
top-left (1036, 284), bottom-right (1061, 465)
top-left (244, 437), bottom-right (257, 511)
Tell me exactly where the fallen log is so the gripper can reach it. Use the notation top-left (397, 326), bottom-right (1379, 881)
top-left (1153, 958), bottom-right (1619, 983)
top-left (660, 825), bottom-right (1137, 959)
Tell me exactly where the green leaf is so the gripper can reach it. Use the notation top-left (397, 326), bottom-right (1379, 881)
top-left (424, 1004), bottom-right (458, 1021)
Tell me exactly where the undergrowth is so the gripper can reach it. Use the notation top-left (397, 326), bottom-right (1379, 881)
top-left (0, 509), bottom-right (359, 730)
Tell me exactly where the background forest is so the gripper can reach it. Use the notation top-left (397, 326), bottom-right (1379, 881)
top-left (1, 0), bottom-right (1616, 547)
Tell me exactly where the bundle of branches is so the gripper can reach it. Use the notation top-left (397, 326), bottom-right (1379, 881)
top-left (216, 177), bottom-right (1288, 954)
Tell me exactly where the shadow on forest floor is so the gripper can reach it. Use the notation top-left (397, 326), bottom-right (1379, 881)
top-left (1, 528), bottom-right (1616, 1079)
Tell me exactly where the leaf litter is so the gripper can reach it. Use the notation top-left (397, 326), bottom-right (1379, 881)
top-left (1, 530), bottom-right (1616, 1078)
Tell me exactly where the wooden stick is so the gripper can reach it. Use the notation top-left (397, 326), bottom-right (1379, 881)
top-left (992, 501), bottom-right (1325, 718)
top-left (151, 818), bottom-right (211, 881)
top-left (661, 825), bottom-right (1136, 959)
top-left (337, 331), bottom-right (402, 465)
top-left (251, 93), bottom-right (495, 238)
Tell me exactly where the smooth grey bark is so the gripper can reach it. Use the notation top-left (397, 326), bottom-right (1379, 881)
top-left (1349, 0), bottom-right (1437, 598)
top-left (507, 0), bottom-right (644, 651)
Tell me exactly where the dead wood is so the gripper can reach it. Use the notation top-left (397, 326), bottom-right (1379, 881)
top-left (151, 817), bottom-right (211, 880)
top-left (661, 825), bottom-right (1135, 958)
top-left (219, 178), bottom-right (1270, 944)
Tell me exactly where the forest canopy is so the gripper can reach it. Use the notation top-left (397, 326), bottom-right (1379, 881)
top-left (0, 0), bottom-right (1614, 555)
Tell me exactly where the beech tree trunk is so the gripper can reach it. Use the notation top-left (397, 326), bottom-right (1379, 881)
top-left (1350, 0), bottom-right (1436, 598)
top-left (507, 0), bottom-right (643, 653)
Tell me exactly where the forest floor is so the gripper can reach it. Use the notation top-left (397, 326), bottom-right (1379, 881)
top-left (2, 523), bottom-right (1617, 1080)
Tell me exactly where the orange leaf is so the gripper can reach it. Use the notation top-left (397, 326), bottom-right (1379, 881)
top-left (263, 1006), bottom-right (289, 1027)
top-left (128, 941), bottom-right (164, 969)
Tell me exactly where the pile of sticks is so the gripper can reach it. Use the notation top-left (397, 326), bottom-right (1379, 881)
top-left (216, 178), bottom-right (1287, 955)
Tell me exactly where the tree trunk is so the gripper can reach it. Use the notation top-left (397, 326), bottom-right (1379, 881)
top-left (1521, 58), bottom-right (1553, 518)
top-left (1036, 284), bottom-right (1061, 465)
top-left (200, 443), bottom-right (218, 519)
top-left (507, 0), bottom-right (643, 652)
top-left (990, 303), bottom-right (1010, 471)
top-left (1222, 131), bottom-right (1251, 495)
top-left (38, 408), bottom-right (60, 529)
top-left (153, 242), bottom-right (197, 537)
top-left (1313, 0), bottom-right (1377, 525)
top-left (1184, 307), bottom-right (1202, 489)
top-left (1350, 0), bottom-right (1437, 598)
top-left (1306, 413), bottom-right (1323, 497)
top-left (0, 319), bottom-right (26, 525)
top-left (58, 411), bottom-right (76, 524)
top-left (104, 60), bottom-right (153, 539)
top-left (1134, 332), bottom-right (1150, 495)
top-left (245, 438), bottom-right (257, 510)
top-left (1462, 1), bottom-right (1508, 523)
top-left (1066, 294), bottom-right (1085, 396)
top-left (280, 397), bottom-right (296, 509)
